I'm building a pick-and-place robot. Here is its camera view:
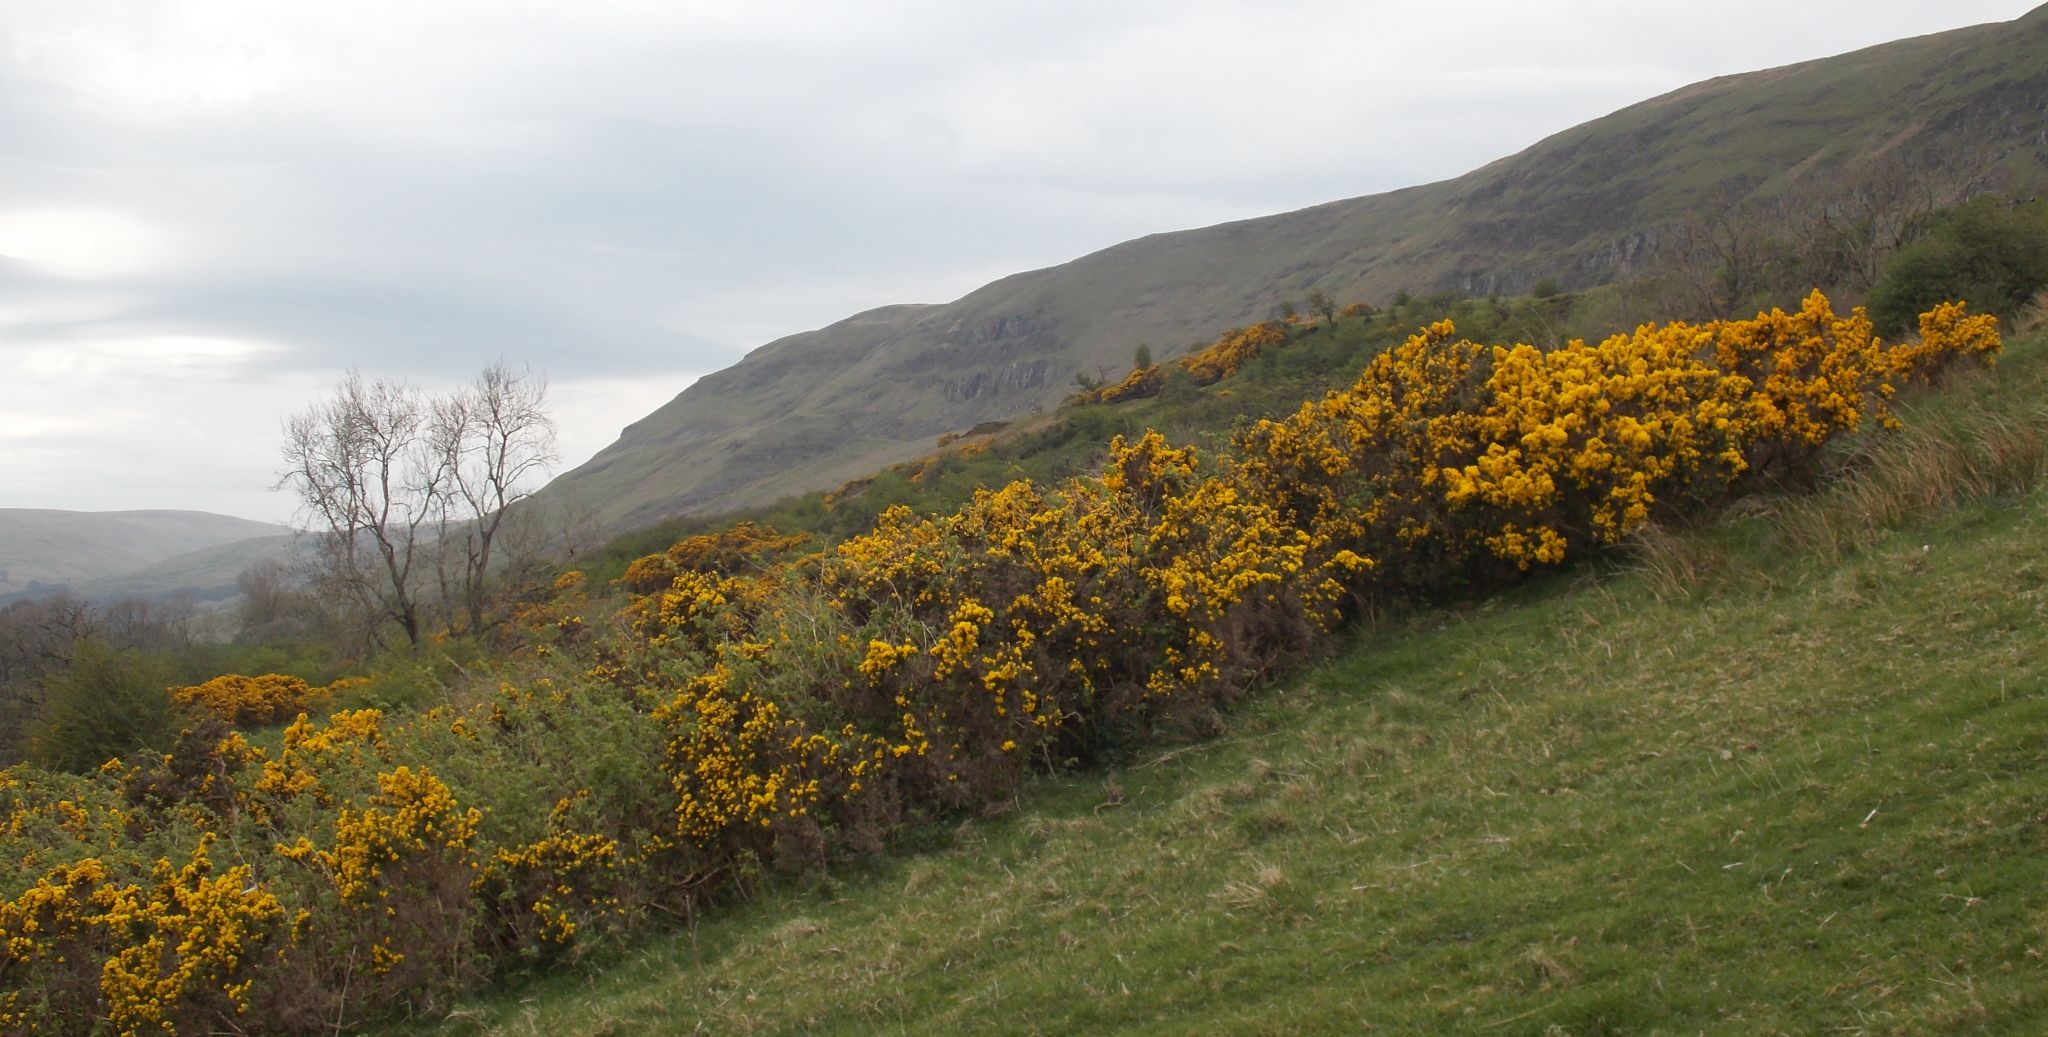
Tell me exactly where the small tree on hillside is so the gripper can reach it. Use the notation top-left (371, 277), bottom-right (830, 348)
top-left (1305, 287), bottom-right (1338, 324)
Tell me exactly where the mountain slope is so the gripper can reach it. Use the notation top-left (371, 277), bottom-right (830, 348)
top-left (63, 533), bottom-right (305, 605)
top-left (398, 330), bottom-right (2048, 1035)
top-left (539, 9), bottom-right (2048, 532)
top-left (0, 509), bottom-right (292, 600)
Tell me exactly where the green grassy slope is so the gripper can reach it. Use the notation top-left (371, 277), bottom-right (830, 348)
top-left (0, 509), bottom-right (292, 601)
top-left (533, 10), bottom-right (2048, 535)
top-left (398, 329), bottom-right (2048, 1035)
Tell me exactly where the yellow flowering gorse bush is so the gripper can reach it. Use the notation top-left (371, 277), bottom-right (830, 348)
top-left (167, 674), bottom-right (322, 729)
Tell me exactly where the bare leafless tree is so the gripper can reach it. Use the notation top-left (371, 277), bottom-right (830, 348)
top-left (0, 594), bottom-right (99, 687)
top-left (281, 364), bottom-right (557, 650)
top-left (430, 361), bottom-right (557, 636)
top-left (1660, 192), bottom-right (1787, 320)
top-left (235, 558), bottom-right (327, 644)
top-left (281, 371), bottom-right (449, 649)
top-left (98, 596), bottom-right (196, 653)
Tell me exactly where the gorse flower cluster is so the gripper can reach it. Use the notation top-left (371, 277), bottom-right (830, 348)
top-left (168, 674), bottom-right (361, 729)
top-left (1239, 291), bottom-right (1998, 584)
top-left (0, 293), bottom-right (1999, 1034)
top-left (1076, 321), bottom-right (1294, 404)
top-left (616, 523), bottom-right (809, 596)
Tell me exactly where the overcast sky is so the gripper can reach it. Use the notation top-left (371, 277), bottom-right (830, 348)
top-left (1, 1), bottom-right (2035, 524)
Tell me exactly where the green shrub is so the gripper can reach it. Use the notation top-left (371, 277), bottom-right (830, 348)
top-left (24, 640), bottom-right (177, 773)
top-left (1870, 196), bottom-right (2048, 335)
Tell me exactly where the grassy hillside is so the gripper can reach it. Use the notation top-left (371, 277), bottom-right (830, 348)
top-left (534, 9), bottom-right (2048, 534)
top-left (61, 533), bottom-right (304, 607)
top-left (0, 509), bottom-right (291, 601)
top-left (397, 325), bottom-right (2048, 1035)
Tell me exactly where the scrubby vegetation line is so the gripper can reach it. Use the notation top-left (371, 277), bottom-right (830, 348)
top-left (0, 292), bottom-right (2002, 1034)
top-left (403, 403), bottom-right (2048, 1034)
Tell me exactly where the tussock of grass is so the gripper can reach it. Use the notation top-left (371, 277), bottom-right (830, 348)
top-left (1767, 391), bottom-right (2048, 568)
top-left (1621, 519), bottom-right (1732, 604)
top-left (392, 333), bottom-right (2048, 1036)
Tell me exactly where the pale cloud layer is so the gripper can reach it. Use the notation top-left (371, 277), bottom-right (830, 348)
top-left (0, 0), bottom-right (2034, 523)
